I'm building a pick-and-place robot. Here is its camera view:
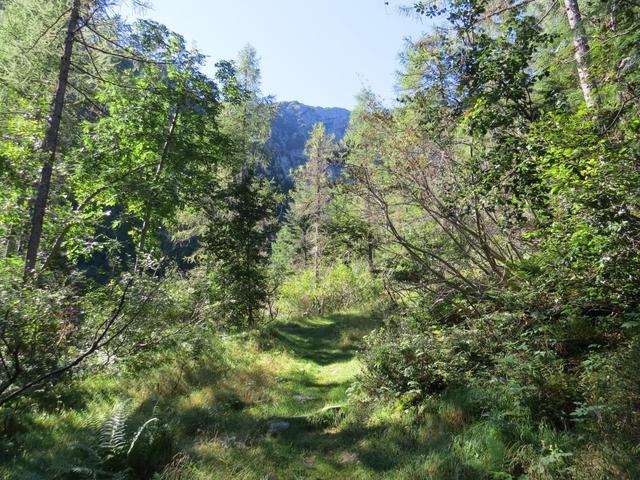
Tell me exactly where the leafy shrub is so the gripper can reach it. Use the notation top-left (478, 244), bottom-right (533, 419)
top-left (501, 353), bottom-right (579, 429)
top-left (360, 316), bottom-right (472, 401)
top-left (577, 338), bottom-right (640, 442)
top-left (278, 260), bottom-right (381, 316)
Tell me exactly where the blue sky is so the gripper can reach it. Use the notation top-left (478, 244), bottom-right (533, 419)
top-left (118, 1), bottom-right (429, 109)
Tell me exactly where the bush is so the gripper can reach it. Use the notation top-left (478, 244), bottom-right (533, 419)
top-left (360, 316), bottom-right (472, 401)
top-left (577, 338), bottom-right (640, 442)
top-left (491, 351), bottom-right (579, 430)
top-left (277, 260), bottom-right (381, 316)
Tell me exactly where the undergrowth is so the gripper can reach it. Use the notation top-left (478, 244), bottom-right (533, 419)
top-left (2, 309), bottom-right (637, 479)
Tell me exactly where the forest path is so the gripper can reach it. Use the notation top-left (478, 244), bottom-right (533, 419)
top-left (186, 311), bottom-right (383, 478)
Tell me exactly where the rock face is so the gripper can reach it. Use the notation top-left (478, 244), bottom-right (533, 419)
top-left (267, 101), bottom-right (350, 189)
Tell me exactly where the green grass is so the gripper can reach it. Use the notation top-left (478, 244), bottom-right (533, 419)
top-left (0, 309), bottom-right (584, 479)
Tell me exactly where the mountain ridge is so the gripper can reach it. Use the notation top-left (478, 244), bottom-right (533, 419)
top-left (267, 100), bottom-right (351, 188)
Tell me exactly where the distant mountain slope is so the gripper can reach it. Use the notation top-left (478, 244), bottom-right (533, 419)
top-left (267, 101), bottom-right (350, 188)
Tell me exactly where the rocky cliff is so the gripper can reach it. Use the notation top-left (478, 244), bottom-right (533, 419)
top-left (267, 101), bottom-right (350, 188)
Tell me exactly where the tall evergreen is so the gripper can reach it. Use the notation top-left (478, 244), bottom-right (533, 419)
top-left (200, 45), bottom-right (280, 326)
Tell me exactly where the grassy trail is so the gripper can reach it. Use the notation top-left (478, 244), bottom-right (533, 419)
top-left (184, 311), bottom-right (506, 479)
top-left (180, 311), bottom-right (382, 478)
top-left (5, 310), bottom-right (498, 479)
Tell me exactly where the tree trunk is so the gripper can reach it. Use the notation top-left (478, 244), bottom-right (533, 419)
top-left (313, 222), bottom-right (320, 283)
top-left (366, 234), bottom-right (375, 273)
top-left (4, 226), bottom-right (15, 258)
top-left (365, 198), bottom-right (376, 274)
top-left (563, 0), bottom-right (598, 108)
top-left (24, 0), bottom-right (81, 279)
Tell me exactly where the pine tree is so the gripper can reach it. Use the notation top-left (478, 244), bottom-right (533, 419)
top-left (292, 123), bottom-right (336, 283)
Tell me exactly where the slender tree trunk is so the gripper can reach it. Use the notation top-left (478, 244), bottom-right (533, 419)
top-left (314, 219), bottom-right (324, 315)
top-left (313, 166), bottom-right (323, 286)
top-left (24, 0), bottom-right (81, 279)
top-left (366, 234), bottom-right (375, 273)
top-left (313, 223), bottom-right (320, 283)
top-left (563, 0), bottom-right (599, 108)
top-left (301, 229), bottom-right (308, 265)
top-left (135, 107), bottom-right (179, 270)
top-left (4, 225), bottom-right (16, 258)
top-left (365, 198), bottom-right (375, 274)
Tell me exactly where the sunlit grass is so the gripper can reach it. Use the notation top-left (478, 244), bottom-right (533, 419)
top-left (1, 308), bottom-right (584, 479)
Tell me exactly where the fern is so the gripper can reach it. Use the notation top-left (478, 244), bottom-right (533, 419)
top-left (99, 402), bottom-right (129, 457)
top-left (56, 401), bottom-right (165, 479)
top-left (127, 417), bottom-right (158, 455)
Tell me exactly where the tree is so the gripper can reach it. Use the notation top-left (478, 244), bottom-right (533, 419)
top-left (198, 45), bottom-right (279, 326)
top-left (0, 1), bottom-right (183, 278)
top-left (86, 21), bottom-right (225, 271)
top-left (23, 0), bottom-right (81, 278)
top-left (0, 11), bottom-right (230, 406)
top-left (563, 0), bottom-right (598, 108)
top-left (352, 4), bottom-right (640, 460)
top-left (296, 122), bottom-right (336, 281)
top-left (203, 168), bottom-right (280, 326)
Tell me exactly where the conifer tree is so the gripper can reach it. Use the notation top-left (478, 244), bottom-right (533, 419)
top-left (201, 45), bottom-right (280, 326)
top-left (291, 123), bottom-right (336, 282)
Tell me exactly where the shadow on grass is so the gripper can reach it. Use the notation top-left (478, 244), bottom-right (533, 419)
top-left (175, 399), bottom-right (486, 478)
top-left (269, 311), bottom-right (381, 366)
top-left (161, 310), bottom-right (490, 477)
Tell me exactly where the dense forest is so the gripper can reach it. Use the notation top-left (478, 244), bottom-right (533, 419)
top-left (1, 0), bottom-right (639, 478)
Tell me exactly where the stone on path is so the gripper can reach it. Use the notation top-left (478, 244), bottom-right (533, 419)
top-left (338, 451), bottom-right (360, 465)
top-left (267, 421), bottom-right (290, 433)
top-left (293, 393), bottom-right (315, 402)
